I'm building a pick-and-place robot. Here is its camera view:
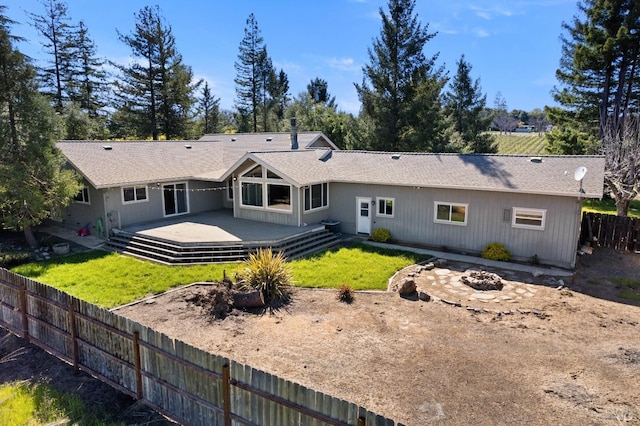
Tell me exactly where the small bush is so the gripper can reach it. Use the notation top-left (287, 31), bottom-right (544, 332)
top-left (0, 252), bottom-right (31, 268)
top-left (481, 242), bottom-right (512, 262)
top-left (337, 284), bottom-right (355, 304)
top-left (242, 248), bottom-right (291, 303)
top-left (371, 228), bottom-right (391, 243)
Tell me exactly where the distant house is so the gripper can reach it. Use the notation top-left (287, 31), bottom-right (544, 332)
top-left (57, 127), bottom-right (605, 269)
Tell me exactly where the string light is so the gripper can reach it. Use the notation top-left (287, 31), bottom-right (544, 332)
top-left (148, 186), bottom-right (230, 192)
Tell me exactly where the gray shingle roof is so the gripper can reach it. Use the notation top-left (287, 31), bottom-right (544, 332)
top-left (57, 136), bottom-right (605, 198)
top-left (244, 150), bottom-right (605, 198)
top-left (57, 132), bottom-right (332, 188)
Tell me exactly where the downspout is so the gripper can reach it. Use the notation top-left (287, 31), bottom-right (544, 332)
top-left (103, 190), bottom-right (110, 239)
top-left (297, 186), bottom-right (302, 227)
top-left (571, 195), bottom-right (584, 269)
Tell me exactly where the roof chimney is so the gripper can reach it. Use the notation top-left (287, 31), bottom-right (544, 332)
top-left (290, 118), bottom-right (298, 150)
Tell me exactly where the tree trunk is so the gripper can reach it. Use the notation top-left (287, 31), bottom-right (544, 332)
top-left (616, 198), bottom-right (630, 217)
top-left (24, 225), bottom-right (39, 249)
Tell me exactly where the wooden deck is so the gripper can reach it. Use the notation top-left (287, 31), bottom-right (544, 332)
top-left (107, 210), bottom-right (342, 264)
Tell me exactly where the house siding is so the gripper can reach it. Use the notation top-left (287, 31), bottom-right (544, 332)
top-left (328, 183), bottom-right (581, 268)
top-left (59, 180), bottom-right (105, 234)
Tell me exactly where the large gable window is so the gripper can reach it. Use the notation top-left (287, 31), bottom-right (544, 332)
top-left (512, 207), bottom-right (546, 230)
top-left (122, 185), bottom-right (147, 204)
top-left (304, 183), bottom-right (328, 211)
top-left (239, 164), bottom-right (291, 212)
top-left (241, 182), bottom-right (263, 206)
top-left (434, 201), bottom-right (467, 225)
top-left (267, 184), bottom-right (291, 210)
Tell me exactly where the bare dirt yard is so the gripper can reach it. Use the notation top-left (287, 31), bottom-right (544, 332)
top-left (111, 248), bottom-right (640, 425)
top-left (2, 247), bottom-right (640, 425)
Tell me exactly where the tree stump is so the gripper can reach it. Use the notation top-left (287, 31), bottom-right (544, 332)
top-left (233, 290), bottom-right (265, 308)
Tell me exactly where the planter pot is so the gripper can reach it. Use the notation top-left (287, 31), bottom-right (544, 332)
top-left (52, 242), bottom-right (70, 255)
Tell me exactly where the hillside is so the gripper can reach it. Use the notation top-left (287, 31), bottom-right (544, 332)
top-left (490, 131), bottom-right (548, 155)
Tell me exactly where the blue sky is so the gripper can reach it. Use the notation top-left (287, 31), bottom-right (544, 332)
top-left (3, 0), bottom-right (579, 115)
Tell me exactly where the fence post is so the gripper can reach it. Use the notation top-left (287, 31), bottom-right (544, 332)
top-left (223, 364), bottom-right (231, 426)
top-left (68, 298), bottom-right (79, 373)
top-left (19, 283), bottom-right (28, 342)
top-left (133, 331), bottom-right (143, 400)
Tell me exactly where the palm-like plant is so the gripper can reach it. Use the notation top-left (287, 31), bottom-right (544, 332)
top-left (242, 248), bottom-right (291, 302)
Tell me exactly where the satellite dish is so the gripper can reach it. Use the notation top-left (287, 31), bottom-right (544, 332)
top-left (574, 166), bottom-right (587, 182)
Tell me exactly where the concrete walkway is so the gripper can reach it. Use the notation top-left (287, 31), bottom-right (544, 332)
top-left (364, 241), bottom-right (574, 277)
top-left (37, 224), bottom-right (106, 250)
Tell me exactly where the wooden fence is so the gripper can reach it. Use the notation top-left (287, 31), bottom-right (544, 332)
top-left (580, 212), bottom-right (640, 253)
top-left (0, 268), bottom-right (398, 426)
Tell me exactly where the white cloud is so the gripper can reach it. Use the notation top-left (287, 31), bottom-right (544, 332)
top-left (328, 57), bottom-right (359, 72)
top-left (468, 3), bottom-right (515, 19)
top-left (472, 27), bottom-right (490, 37)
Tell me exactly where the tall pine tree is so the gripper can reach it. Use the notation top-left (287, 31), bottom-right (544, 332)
top-left (28, 0), bottom-right (73, 113)
top-left (0, 6), bottom-right (81, 247)
top-left (552, 0), bottom-right (640, 215)
top-left (199, 82), bottom-right (221, 135)
top-left (355, 0), bottom-right (447, 152)
top-left (234, 14), bottom-right (283, 132)
top-left (113, 5), bottom-right (200, 140)
top-left (66, 20), bottom-right (108, 117)
top-left (443, 55), bottom-right (494, 153)
top-left (553, 0), bottom-right (640, 136)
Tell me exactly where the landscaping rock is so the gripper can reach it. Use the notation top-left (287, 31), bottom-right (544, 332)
top-left (398, 278), bottom-right (416, 296)
top-left (461, 270), bottom-right (503, 291)
top-left (418, 291), bottom-right (430, 302)
top-left (433, 258), bottom-right (448, 267)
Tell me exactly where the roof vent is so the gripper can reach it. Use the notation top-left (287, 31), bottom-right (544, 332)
top-left (184, 144), bottom-right (192, 149)
top-left (102, 145), bottom-right (112, 150)
top-left (266, 137), bottom-right (273, 142)
top-left (529, 156), bottom-right (543, 163)
top-left (319, 150), bottom-right (332, 162)
top-left (391, 154), bottom-right (401, 160)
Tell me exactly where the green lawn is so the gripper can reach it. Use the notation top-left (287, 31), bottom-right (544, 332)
top-left (0, 381), bottom-right (121, 426)
top-left (582, 198), bottom-right (640, 218)
top-left (12, 251), bottom-right (238, 308)
top-left (290, 243), bottom-right (427, 290)
top-left (11, 243), bottom-right (428, 308)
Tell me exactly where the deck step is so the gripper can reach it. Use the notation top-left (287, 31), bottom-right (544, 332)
top-left (107, 227), bottom-right (343, 265)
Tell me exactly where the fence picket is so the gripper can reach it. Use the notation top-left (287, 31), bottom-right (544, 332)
top-left (0, 269), bottom-right (397, 425)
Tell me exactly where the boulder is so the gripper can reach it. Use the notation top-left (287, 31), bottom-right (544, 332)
top-left (398, 278), bottom-right (416, 296)
top-left (418, 291), bottom-right (430, 302)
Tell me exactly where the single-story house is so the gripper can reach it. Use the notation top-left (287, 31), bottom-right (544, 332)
top-left (56, 128), bottom-right (605, 268)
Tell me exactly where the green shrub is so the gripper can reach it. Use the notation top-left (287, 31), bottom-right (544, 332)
top-left (337, 284), bottom-right (355, 304)
top-left (242, 248), bottom-right (291, 303)
top-left (0, 252), bottom-right (31, 268)
top-left (481, 242), bottom-right (512, 262)
top-left (371, 228), bottom-right (391, 243)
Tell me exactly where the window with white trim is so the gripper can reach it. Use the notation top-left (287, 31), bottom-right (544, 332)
top-left (122, 185), bottom-right (147, 203)
top-left (304, 183), bottom-right (328, 211)
top-left (226, 179), bottom-right (234, 200)
top-left (376, 197), bottom-right (394, 217)
top-left (239, 165), bottom-right (291, 212)
top-left (512, 207), bottom-right (546, 230)
top-left (434, 201), bottom-right (468, 225)
top-left (74, 187), bottom-right (90, 204)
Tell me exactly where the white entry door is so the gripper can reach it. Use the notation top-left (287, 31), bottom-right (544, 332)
top-left (356, 197), bottom-right (372, 234)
